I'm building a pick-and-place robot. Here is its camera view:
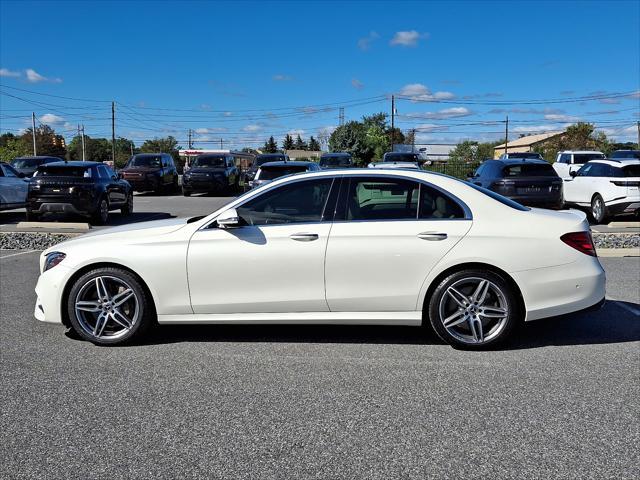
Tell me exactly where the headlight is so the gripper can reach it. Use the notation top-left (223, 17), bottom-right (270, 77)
top-left (44, 252), bottom-right (66, 272)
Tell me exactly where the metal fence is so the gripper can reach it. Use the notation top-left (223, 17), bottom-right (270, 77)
top-left (422, 162), bottom-right (481, 180)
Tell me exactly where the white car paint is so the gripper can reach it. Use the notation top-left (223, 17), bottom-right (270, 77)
top-left (0, 163), bottom-right (29, 210)
top-left (563, 159), bottom-right (640, 215)
top-left (34, 169), bottom-right (605, 332)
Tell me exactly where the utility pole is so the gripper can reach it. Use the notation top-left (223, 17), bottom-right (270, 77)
top-left (188, 129), bottom-right (193, 149)
top-left (338, 107), bottom-right (344, 126)
top-left (391, 95), bottom-right (396, 152)
top-left (220, 138), bottom-right (223, 149)
top-left (637, 121), bottom-right (640, 149)
top-left (31, 112), bottom-right (37, 155)
top-left (411, 128), bottom-right (416, 152)
top-left (81, 124), bottom-right (86, 161)
top-left (130, 142), bottom-right (134, 156)
top-left (111, 101), bottom-right (116, 164)
top-left (504, 115), bottom-right (509, 156)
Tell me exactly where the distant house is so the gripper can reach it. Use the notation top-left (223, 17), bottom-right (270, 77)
top-left (394, 144), bottom-right (456, 162)
top-left (493, 132), bottom-right (563, 159)
top-left (284, 149), bottom-right (322, 161)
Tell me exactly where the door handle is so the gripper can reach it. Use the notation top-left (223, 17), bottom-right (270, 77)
top-left (418, 232), bottom-right (448, 241)
top-left (290, 233), bottom-right (319, 242)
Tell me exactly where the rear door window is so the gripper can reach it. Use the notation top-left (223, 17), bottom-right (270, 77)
top-left (340, 177), bottom-right (419, 221)
top-left (420, 184), bottom-right (465, 219)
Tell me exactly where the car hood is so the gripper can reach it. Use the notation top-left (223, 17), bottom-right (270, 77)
top-left (46, 217), bottom-right (190, 253)
top-left (121, 167), bottom-right (161, 174)
top-left (187, 167), bottom-right (227, 174)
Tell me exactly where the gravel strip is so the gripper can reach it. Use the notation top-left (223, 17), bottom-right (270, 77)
top-left (1, 231), bottom-right (638, 250)
top-left (0, 232), bottom-right (78, 250)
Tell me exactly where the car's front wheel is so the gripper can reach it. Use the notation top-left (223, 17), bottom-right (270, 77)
top-left (67, 267), bottom-right (154, 345)
top-left (428, 269), bottom-right (520, 350)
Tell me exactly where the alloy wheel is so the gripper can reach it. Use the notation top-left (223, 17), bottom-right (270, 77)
top-left (592, 197), bottom-right (603, 222)
top-left (100, 199), bottom-right (109, 223)
top-left (74, 275), bottom-right (139, 340)
top-left (438, 277), bottom-right (509, 345)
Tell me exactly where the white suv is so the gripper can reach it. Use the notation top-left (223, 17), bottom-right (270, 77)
top-left (554, 151), bottom-right (605, 179)
top-left (563, 159), bottom-right (640, 223)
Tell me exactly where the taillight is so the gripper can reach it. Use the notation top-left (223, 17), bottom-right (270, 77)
top-left (610, 180), bottom-right (640, 187)
top-left (561, 232), bottom-right (597, 257)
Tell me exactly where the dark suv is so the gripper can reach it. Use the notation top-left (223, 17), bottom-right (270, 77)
top-left (11, 156), bottom-right (64, 177)
top-left (319, 152), bottom-right (353, 169)
top-left (27, 161), bottom-right (133, 224)
top-left (468, 158), bottom-right (563, 209)
top-left (119, 153), bottom-right (178, 193)
top-left (182, 154), bottom-right (241, 196)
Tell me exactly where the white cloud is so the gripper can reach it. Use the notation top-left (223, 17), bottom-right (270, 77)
top-left (406, 107), bottom-right (472, 120)
top-left (195, 127), bottom-right (226, 134)
top-left (512, 125), bottom-right (557, 133)
top-left (288, 129), bottom-right (305, 136)
top-left (628, 90), bottom-right (640, 99)
top-left (351, 78), bottom-right (364, 90)
top-left (399, 83), bottom-right (455, 101)
top-left (243, 124), bottom-right (263, 132)
top-left (390, 30), bottom-right (429, 47)
top-left (544, 114), bottom-right (581, 122)
top-left (0, 68), bottom-right (20, 78)
top-left (199, 104), bottom-right (212, 111)
top-left (357, 31), bottom-right (379, 50)
top-left (38, 113), bottom-right (65, 125)
top-left (414, 124), bottom-right (448, 132)
top-left (26, 68), bottom-right (62, 83)
top-left (223, 111), bottom-right (232, 117)
top-left (599, 98), bottom-right (620, 105)
top-left (273, 74), bottom-right (293, 81)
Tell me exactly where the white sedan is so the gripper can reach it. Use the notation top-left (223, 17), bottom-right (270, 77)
top-left (34, 169), bottom-right (606, 349)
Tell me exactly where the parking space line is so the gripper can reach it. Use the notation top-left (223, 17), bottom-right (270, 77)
top-left (0, 250), bottom-right (39, 259)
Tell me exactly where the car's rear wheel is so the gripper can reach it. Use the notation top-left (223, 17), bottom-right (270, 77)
top-left (121, 193), bottom-right (133, 215)
top-left (590, 194), bottom-right (608, 224)
top-left (182, 188), bottom-right (191, 197)
top-left (428, 269), bottom-right (520, 350)
top-left (91, 198), bottom-right (109, 225)
top-left (67, 267), bottom-right (153, 345)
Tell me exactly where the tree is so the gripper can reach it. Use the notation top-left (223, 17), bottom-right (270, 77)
top-left (263, 136), bottom-right (278, 153)
top-left (294, 134), bottom-right (307, 150)
top-left (0, 134), bottom-right (30, 162)
top-left (405, 129), bottom-right (416, 148)
top-left (328, 121), bottom-right (368, 164)
top-left (282, 134), bottom-right (294, 150)
top-left (540, 123), bottom-right (610, 162)
top-left (308, 136), bottom-right (321, 151)
top-left (20, 125), bottom-right (66, 158)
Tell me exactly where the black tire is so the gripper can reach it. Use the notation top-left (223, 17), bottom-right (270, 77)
top-left (172, 176), bottom-right (179, 193)
top-left (121, 193), bottom-right (133, 215)
top-left (91, 197), bottom-right (109, 225)
top-left (182, 188), bottom-right (191, 197)
top-left (427, 269), bottom-right (520, 350)
top-left (590, 194), bottom-right (608, 224)
top-left (26, 209), bottom-right (40, 222)
top-left (66, 267), bottom-right (154, 346)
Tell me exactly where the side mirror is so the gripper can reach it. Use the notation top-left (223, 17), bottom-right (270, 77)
top-left (217, 208), bottom-right (241, 229)
top-left (18, 172), bottom-right (26, 178)
top-left (570, 170), bottom-right (578, 178)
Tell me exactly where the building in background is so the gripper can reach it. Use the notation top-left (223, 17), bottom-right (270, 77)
top-left (284, 149), bottom-right (322, 161)
top-left (493, 132), bottom-right (562, 158)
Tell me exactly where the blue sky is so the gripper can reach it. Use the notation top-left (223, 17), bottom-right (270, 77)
top-left (1, 0), bottom-right (638, 149)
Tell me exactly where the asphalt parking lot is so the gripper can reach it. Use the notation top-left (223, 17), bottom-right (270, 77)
top-left (0, 253), bottom-right (638, 479)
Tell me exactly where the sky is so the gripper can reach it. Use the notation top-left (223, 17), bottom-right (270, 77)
top-left (0, 0), bottom-right (638, 149)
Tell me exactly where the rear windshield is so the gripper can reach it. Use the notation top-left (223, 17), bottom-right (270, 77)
top-left (615, 165), bottom-right (640, 177)
top-left (384, 153), bottom-right (419, 162)
top-left (36, 166), bottom-right (92, 177)
top-left (258, 165), bottom-right (307, 180)
top-left (611, 151), bottom-right (640, 159)
top-left (320, 155), bottom-right (352, 167)
top-left (507, 153), bottom-right (542, 159)
top-left (128, 155), bottom-right (162, 167)
top-left (193, 156), bottom-right (226, 168)
top-left (503, 163), bottom-right (557, 177)
top-left (12, 158), bottom-right (46, 169)
top-left (256, 155), bottom-right (285, 166)
top-left (467, 182), bottom-right (530, 211)
top-left (574, 153), bottom-right (605, 164)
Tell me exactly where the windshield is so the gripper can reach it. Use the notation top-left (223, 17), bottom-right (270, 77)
top-left (574, 153), bottom-right (605, 164)
top-left (193, 156), bottom-right (226, 168)
top-left (507, 153), bottom-right (542, 159)
top-left (611, 151), bottom-right (640, 159)
top-left (128, 155), bottom-right (162, 168)
top-left (36, 166), bottom-right (92, 177)
top-left (11, 158), bottom-right (45, 169)
top-left (320, 155), bottom-right (352, 167)
top-left (257, 165), bottom-right (308, 180)
top-left (384, 153), bottom-right (419, 162)
top-left (467, 182), bottom-right (530, 211)
top-left (256, 155), bottom-right (285, 166)
top-left (503, 163), bottom-right (557, 177)
top-left (617, 165), bottom-right (640, 177)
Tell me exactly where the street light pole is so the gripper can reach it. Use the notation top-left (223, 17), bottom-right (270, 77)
top-left (31, 112), bottom-right (37, 155)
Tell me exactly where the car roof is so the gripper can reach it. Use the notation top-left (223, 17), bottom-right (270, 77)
top-left (558, 150), bottom-right (604, 154)
top-left (590, 159), bottom-right (640, 166)
top-left (321, 152), bottom-right (351, 157)
top-left (495, 158), bottom-right (550, 165)
top-left (13, 155), bottom-right (63, 160)
top-left (260, 161), bottom-right (316, 167)
top-left (40, 161), bottom-right (102, 168)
